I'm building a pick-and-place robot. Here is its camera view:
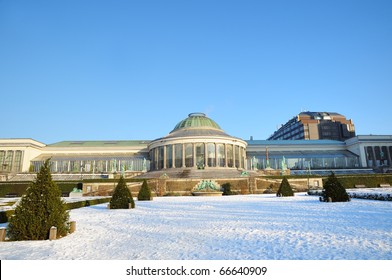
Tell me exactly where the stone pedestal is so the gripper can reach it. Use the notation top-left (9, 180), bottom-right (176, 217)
top-left (49, 226), bottom-right (57, 241)
top-left (70, 221), bottom-right (76, 234)
top-left (0, 227), bottom-right (6, 242)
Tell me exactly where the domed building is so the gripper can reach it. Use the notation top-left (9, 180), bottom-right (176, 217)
top-left (146, 113), bottom-right (247, 178)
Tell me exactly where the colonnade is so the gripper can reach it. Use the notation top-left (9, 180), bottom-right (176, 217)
top-left (365, 146), bottom-right (392, 167)
top-left (149, 142), bottom-right (246, 171)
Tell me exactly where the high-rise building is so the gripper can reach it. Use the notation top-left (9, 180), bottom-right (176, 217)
top-left (268, 112), bottom-right (356, 141)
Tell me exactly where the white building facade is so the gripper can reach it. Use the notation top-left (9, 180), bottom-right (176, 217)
top-left (1, 114), bottom-right (391, 180)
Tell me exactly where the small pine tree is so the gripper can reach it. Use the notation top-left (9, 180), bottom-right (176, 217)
top-left (138, 179), bottom-right (152, 201)
top-left (322, 172), bottom-right (350, 202)
top-left (110, 176), bottom-right (135, 209)
top-left (277, 177), bottom-right (294, 197)
top-left (8, 159), bottom-right (70, 240)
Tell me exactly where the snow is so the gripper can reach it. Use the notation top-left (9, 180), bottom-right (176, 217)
top-left (0, 193), bottom-right (391, 260)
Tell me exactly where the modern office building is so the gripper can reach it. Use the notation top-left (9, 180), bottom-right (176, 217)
top-left (0, 112), bottom-right (391, 181)
top-left (268, 111), bottom-right (356, 141)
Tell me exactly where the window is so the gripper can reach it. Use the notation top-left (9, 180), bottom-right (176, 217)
top-left (166, 145), bottom-right (173, 168)
top-left (185, 144), bottom-right (193, 167)
top-left (207, 143), bottom-right (216, 167)
top-left (235, 146), bottom-right (240, 168)
top-left (158, 146), bottom-right (164, 169)
top-left (174, 144), bottom-right (183, 167)
top-left (227, 145), bottom-right (233, 167)
top-left (14, 151), bottom-right (23, 172)
top-left (0, 151), bottom-right (5, 170)
top-left (5, 151), bottom-right (13, 171)
top-left (216, 144), bottom-right (225, 167)
top-left (195, 143), bottom-right (204, 168)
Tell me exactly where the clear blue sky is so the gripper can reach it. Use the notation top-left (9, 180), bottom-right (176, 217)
top-left (1, 0), bottom-right (391, 144)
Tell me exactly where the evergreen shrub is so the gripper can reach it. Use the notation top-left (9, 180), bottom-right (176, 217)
top-left (276, 177), bottom-right (294, 197)
top-left (110, 176), bottom-right (135, 209)
top-left (138, 180), bottom-right (153, 201)
top-left (7, 159), bottom-right (70, 240)
top-left (321, 172), bottom-right (350, 202)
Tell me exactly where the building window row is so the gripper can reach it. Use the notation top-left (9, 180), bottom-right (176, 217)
top-left (248, 155), bottom-right (360, 170)
top-left (150, 142), bottom-right (246, 171)
top-left (31, 157), bottom-right (149, 173)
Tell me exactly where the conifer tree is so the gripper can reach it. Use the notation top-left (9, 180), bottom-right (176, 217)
top-left (110, 176), bottom-right (135, 209)
top-left (276, 177), bottom-right (294, 197)
top-left (137, 179), bottom-right (153, 201)
top-left (8, 159), bottom-right (69, 240)
top-left (322, 172), bottom-right (350, 202)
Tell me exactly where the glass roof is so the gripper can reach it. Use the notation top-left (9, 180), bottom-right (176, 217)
top-left (171, 113), bottom-right (222, 132)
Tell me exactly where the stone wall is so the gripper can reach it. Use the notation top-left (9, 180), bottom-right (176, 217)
top-left (82, 177), bottom-right (323, 197)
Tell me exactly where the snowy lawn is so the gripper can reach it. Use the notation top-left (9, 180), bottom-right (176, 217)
top-left (0, 193), bottom-right (391, 260)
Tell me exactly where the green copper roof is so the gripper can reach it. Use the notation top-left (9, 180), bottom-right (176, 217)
top-left (171, 113), bottom-right (222, 132)
top-left (48, 140), bottom-right (150, 147)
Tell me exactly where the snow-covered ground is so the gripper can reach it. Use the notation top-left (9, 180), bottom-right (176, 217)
top-left (0, 193), bottom-right (391, 260)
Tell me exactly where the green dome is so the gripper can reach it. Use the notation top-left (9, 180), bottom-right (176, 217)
top-left (171, 113), bottom-right (222, 132)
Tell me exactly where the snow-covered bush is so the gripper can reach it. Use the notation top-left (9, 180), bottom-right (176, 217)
top-left (138, 180), bottom-right (153, 201)
top-left (320, 172), bottom-right (350, 202)
top-left (276, 177), bottom-right (294, 197)
top-left (110, 176), bottom-right (135, 209)
top-left (7, 159), bottom-right (70, 240)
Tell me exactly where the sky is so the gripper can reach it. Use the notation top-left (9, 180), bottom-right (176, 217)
top-left (0, 0), bottom-right (391, 144)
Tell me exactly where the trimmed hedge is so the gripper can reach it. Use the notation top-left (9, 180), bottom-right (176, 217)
top-left (329, 175), bottom-right (392, 188)
top-left (0, 182), bottom-right (79, 197)
top-left (66, 197), bottom-right (111, 210)
top-left (0, 197), bottom-right (111, 223)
